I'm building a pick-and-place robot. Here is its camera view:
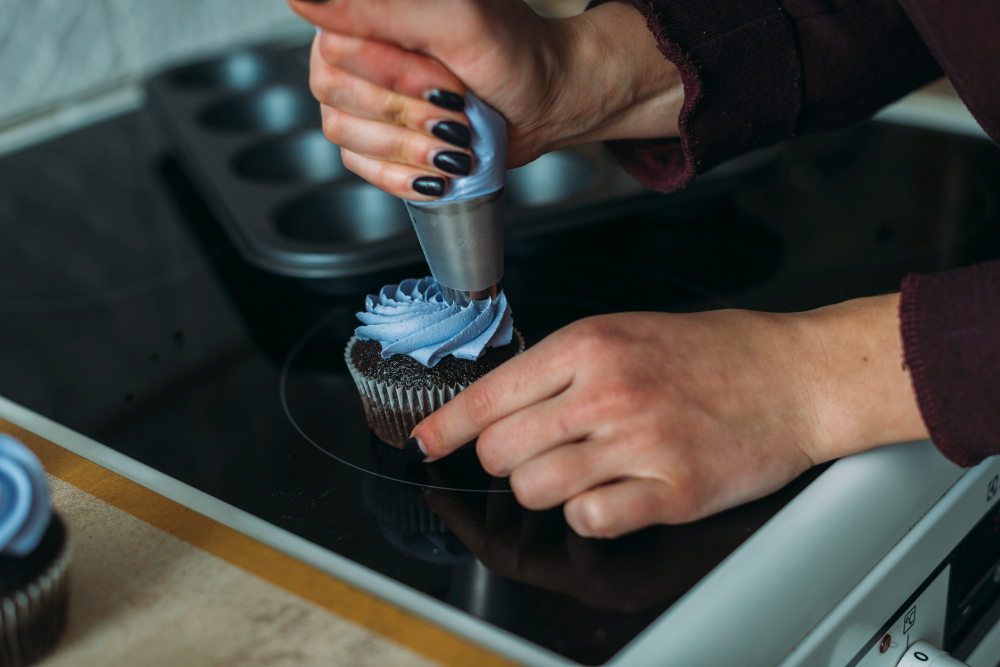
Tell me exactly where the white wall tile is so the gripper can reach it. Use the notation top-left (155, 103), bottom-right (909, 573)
top-left (107, 0), bottom-right (306, 74)
top-left (0, 0), bottom-right (309, 128)
top-left (0, 0), bottom-right (127, 122)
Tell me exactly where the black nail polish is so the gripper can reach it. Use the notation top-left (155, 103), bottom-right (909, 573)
top-left (403, 438), bottom-right (426, 464)
top-left (432, 121), bottom-right (471, 148)
top-left (413, 177), bottom-right (445, 197)
top-left (427, 90), bottom-right (465, 111)
top-left (434, 151), bottom-right (472, 176)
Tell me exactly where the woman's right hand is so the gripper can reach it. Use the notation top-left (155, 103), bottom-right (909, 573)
top-left (288, 0), bottom-right (683, 201)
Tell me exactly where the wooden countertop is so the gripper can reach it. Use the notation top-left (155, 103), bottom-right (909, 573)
top-left (1, 420), bottom-right (518, 667)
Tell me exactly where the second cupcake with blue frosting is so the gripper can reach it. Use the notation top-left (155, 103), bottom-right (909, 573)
top-left (344, 277), bottom-right (524, 448)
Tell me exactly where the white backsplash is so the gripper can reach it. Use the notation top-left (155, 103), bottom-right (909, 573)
top-left (0, 0), bottom-right (309, 133)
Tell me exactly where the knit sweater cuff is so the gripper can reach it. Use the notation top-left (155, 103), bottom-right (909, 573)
top-left (900, 261), bottom-right (1000, 468)
top-left (588, 0), bottom-right (801, 193)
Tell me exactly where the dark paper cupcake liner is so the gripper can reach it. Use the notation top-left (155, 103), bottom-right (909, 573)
top-left (0, 514), bottom-right (71, 667)
top-left (345, 329), bottom-right (524, 448)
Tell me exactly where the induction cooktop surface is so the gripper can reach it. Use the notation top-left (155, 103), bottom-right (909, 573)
top-left (0, 108), bottom-right (998, 664)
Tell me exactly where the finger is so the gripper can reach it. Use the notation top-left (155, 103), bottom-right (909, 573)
top-left (316, 30), bottom-right (466, 104)
top-left (475, 391), bottom-right (593, 478)
top-left (564, 478), bottom-right (673, 539)
top-left (413, 340), bottom-right (576, 462)
top-left (508, 438), bottom-right (629, 511)
top-left (289, 0), bottom-right (473, 52)
top-left (321, 106), bottom-right (474, 178)
top-left (311, 44), bottom-right (471, 146)
top-left (312, 65), bottom-right (471, 147)
top-left (340, 148), bottom-right (448, 201)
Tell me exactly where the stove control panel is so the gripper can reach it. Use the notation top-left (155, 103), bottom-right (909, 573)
top-left (857, 568), bottom-right (949, 666)
top-left (853, 494), bottom-right (1000, 667)
top-left (896, 641), bottom-right (969, 666)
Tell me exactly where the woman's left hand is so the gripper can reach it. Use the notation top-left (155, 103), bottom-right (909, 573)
top-left (410, 294), bottom-right (929, 538)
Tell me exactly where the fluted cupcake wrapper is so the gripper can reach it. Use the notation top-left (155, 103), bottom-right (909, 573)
top-left (344, 330), bottom-right (523, 449)
top-left (0, 514), bottom-right (71, 667)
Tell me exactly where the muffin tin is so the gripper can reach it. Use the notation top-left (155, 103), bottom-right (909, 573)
top-left (147, 42), bottom-right (772, 278)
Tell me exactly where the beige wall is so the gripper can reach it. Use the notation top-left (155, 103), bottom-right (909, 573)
top-left (0, 0), bottom-right (308, 131)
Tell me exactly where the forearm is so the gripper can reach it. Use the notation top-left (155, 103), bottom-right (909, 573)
top-left (570, 0), bottom-right (941, 193)
top-left (797, 293), bottom-right (929, 464)
top-left (541, 2), bottom-right (683, 151)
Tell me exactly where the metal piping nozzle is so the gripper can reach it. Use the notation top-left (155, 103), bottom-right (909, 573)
top-left (405, 187), bottom-right (505, 306)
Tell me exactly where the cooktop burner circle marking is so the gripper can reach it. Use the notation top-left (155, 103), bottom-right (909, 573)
top-left (281, 270), bottom-right (729, 492)
top-left (279, 306), bottom-right (514, 493)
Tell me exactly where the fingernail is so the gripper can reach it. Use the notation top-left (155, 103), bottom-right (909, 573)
top-left (413, 176), bottom-right (445, 197)
top-left (403, 437), bottom-right (427, 464)
top-left (434, 151), bottom-right (472, 176)
top-left (432, 121), bottom-right (471, 148)
top-left (427, 90), bottom-right (465, 112)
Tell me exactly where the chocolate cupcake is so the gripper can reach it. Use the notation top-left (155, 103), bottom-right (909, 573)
top-left (0, 435), bottom-right (71, 667)
top-left (345, 277), bottom-right (523, 448)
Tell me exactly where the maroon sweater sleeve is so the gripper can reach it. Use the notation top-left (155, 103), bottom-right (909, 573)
top-left (895, 0), bottom-right (1000, 466)
top-left (589, 0), bottom-right (943, 191)
top-left (591, 0), bottom-right (1000, 465)
top-left (901, 263), bottom-right (1000, 467)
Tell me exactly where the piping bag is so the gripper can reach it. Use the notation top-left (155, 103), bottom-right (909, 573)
top-left (405, 92), bottom-right (508, 306)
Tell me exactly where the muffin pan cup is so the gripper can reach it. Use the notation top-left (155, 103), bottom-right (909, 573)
top-left (148, 42), bottom-right (777, 279)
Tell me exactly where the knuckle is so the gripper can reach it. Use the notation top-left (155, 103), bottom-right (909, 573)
top-left (509, 467), bottom-right (548, 510)
top-left (565, 316), bottom-right (617, 356)
top-left (583, 383), bottom-right (625, 415)
top-left (308, 72), bottom-right (326, 103)
top-left (315, 32), bottom-right (340, 65)
top-left (606, 377), bottom-right (643, 406)
top-left (382, 91), bottom-right (410, 127)
top-left (339, 147), bottom-right (359, 171)
top-left (660, 471), bottom-right (701, 524)
top-left (393, 131), bottom-right (416, 164)
top-left (553, 411), bottom-right (574, 442)
top-left (310, 67), bottom-right (347, 108)
top-left (464, 385), bottom-right (500, 430)
top-left (475, 431), bottom-right (506, 477)
top-left (323, 112), bottom-right (345, 145)
top-left (374, 163), bottom-right (408, 197)
top-left (574, 497), bottom-right (614, 537)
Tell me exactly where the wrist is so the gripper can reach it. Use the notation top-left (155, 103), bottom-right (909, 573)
top-left (795, 293), bottom-right (930, 464)
top-left (543, 2), bottom-right (683, 151)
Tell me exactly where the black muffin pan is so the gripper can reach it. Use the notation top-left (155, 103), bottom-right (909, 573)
top-left (147, 42), bottom-right (768, 278)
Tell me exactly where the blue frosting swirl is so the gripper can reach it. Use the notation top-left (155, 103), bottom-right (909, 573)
top-left (355, 277), bottom-right (513, 368)
top-left (0, 435), bottom-right (52, 558)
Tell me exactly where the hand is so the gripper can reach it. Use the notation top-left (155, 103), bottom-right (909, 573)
top-left (411, 294), bottom-right (929, 538)
top-left (288, 0), bottom-right (682, 200)
top-left (423, 472), bottom-right (816, 610)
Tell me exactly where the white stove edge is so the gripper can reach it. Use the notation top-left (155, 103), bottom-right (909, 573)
top-left (776, 452), bottom-right (1000, 667)
top-left (610, 439), bottom-right (968, 666)
top-left (0, 394), bottom-right (979, 667)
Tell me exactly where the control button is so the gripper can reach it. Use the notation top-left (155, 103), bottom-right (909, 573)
top-left (896, 640), bottom-right (969, 666)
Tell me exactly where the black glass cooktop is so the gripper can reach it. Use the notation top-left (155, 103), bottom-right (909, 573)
top-left (0, 110), bottom-right (998, 665)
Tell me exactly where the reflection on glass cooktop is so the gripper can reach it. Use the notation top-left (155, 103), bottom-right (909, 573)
top-left (0, 111), bottom-right (998, 665)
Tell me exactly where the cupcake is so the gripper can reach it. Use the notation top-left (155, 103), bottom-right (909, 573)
top-left (0, 435), bottom-right (71, 667)
top-left (345, 277), bottom-right (523, 448)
